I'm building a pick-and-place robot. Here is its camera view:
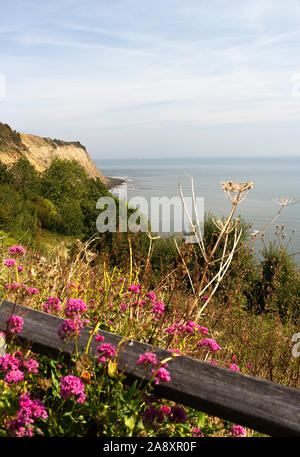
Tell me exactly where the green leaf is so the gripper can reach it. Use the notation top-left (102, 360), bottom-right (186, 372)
top-left (125, 415), bottom-right (136, 431)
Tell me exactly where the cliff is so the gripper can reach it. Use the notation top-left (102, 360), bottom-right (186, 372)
top-left (0, 122), bottom-right (121, 189)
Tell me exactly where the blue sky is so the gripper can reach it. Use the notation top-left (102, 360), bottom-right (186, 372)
top-left (1, 0), bottom-right (300, 159)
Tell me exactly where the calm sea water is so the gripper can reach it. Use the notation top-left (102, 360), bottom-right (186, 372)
top-left (95, 157), bottom-right (300, 264)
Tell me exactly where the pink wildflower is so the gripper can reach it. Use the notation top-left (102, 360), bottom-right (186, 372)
top-left (96, 343), bottom-right (116, 363)
top-left (94, 334), bottom-right (104, 343)
top-left (152, 367), bottom-right (171, 385)
top-left (8, 246), bottom-right (26, 255)
top-left (0, 353), bottom-right (21, 371)
top-left (64, 298), bottom-right (88, 318)
top-left (160, 405), bottom-right (171, 415)
top-left (42, 296), bottom-right (61, 314)
top-left (3, 258), bottom-right (16, 267)
top-left (191, 427), bottom-right (204, 437)
top-left (60, 375), bottom-right (86, 403)
top-left (228, 363), bottom-right (240, 372)
top-left (151, 301), bottom-right (165, 319)
top-left (198, 338), bottom-right (221, 352)
top-left (17, 266), bottom-right (24, 272)
top-left (58, 317), bottom-right (84, 341)
top-left (25, 287), bottom-right (39, 295)
top-left (127, 284), bottom-right (141, 294)
top-left (145, 292), bottom-right (156, 302)
top-left (137, 352), bottom-right (158, 367)
top-left (5, 315), bottom-right (23, 334)
top-left (5, 369), bottom-right (24, 383)
top-left (228, 425), bottom-right (246, 437)
top-left (5, 282), bottom-right (22, 290)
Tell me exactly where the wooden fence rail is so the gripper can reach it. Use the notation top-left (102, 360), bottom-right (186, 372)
top-left (0, 300), bottom-right (299, 437)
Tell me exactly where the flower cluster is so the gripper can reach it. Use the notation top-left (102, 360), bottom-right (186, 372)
top-left (8, 393), bottom-right (48, 437)
top-left (137, 351), bottom-right (171, 386)
top-left (0, 352), bottom-right (39, 384)
top-left (151, 301), bottom-right (165, 320)
top-left (58, 317), bottom-right (84, 341)
top-left (43, 296), bottom-right (61, 314)
top-left (198, 338), bottom-right (221, 352)
top-left (96, 342), bottom-right (117, 363)
top-left (5, 282), bottom-right (22, 290)
top-left (3, 258), bottom-right (16, 267)
top-left (25, 287), bottom-right (39, 296)
top-left (64, 298), bottom-right (88, 318)
top-left (8, 246), bottom-right (26, 255)
top-left (5, 315), bottom-right (23, 334)
top-left (165, 321), bottom-right (209, 337)
top-left (60, 375), bottom-right (86, 403)
top-left (127, 284), bottom-right (142, 294)
top-left (228, 425), bottom-right (246, 437)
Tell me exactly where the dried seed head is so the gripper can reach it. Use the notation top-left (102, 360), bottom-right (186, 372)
top-left (271, 197), bottom-right (299, 206)
top-left (220, 181), bottom-right (253, 204)
top-left (212, 217), bottom-right (240, 234)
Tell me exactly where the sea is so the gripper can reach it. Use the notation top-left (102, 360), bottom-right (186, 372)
top-left (95, 157), bottom-right (300, 265)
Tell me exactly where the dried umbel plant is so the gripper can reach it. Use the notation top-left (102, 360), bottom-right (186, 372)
top-left (177, 177), bottom-right (299, 324)
top-left (221, 181), bottom-right (253, 205)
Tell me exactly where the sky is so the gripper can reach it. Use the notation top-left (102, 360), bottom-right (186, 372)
top-left (1, 0), bottom-right (300, 159)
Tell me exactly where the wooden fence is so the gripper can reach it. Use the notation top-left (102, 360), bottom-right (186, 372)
top-left (0, 299), bottom-right (299, 437)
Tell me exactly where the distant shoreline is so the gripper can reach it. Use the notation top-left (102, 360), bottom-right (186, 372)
top-left (106, 176), bottom-right (125, 190)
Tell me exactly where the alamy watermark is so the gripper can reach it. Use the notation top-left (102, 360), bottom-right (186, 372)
top-left (292, 333), bottom-right (300, 358)
top-left (96, 186), bottom-right (204, 243)
top-left (0, 73), bottom-right (6, 98)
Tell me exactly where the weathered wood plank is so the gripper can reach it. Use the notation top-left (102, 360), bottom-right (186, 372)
top-left (0, 300), bottom-right (299, 437)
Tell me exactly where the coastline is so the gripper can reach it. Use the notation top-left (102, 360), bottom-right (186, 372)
top-left (106, 176), bottom-right (125, 190)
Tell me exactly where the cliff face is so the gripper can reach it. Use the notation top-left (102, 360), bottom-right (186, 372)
top-left (0, 123), bottom-right (118, 188)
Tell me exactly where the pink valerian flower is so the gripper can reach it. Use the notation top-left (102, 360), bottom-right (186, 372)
top-left (201, 295), bottom-right (208, 302)
top-left (64, 298), bottom-right (88, 318)
top-left (119, 303), bottom-right (127, 314)
top-left (227, 363), bottom-right (240, 372)
top-left (167, 348), bottom-right (182, 354)
top-left (17, 266), bottom-right (24, 272)
top-left (42, 296), bottom-right (61, 314)
top-left (151, 301), bottom-right (165, 320)
top-left (137, 352), bottom-right (158, 367)
top-left (7, 393), bottom-right (48, 437)
top-left (160, 405), bottom-right (171, 415)
top-left (60, 375), bottom-right (86, 403)
top-left (3, 258), bottom-right (16, 267)
top-left (0, 353), bottom-right (21, 371)
top-left (198, 338), bottom-right (221, 352)
top-left (22, 358), bottom-right (39, 374)
top-left (127, 284), bottom-right (142, 294)
top-left (145, 292), bottom-right (156, 302)
top-left (5, 315), bottom-right (23, 334)
top-left (8, 245), bottom-right (26, 255)
top-left (165, 321), bottom-right (209, 337)
top-left (228, 425), bottom-right (246, 437)
top-left (4, 369), bottom-right (24, 383)
top-left (191, 427), bottom-right (204, 437)
top-left (94, 334), bottom-right (104, 343)
top-left (5, 282), bottom-right (22, 290)
top-left (96, 343), bottom-right (117, 363)
top-left (25, 287), bottom-right (39, 295)
top-left (43, 297), bottom-right (61, 313)
top-left (58, 317), bottom-right (84, 341)
top-left (207, 360), bottom-right (218, 366)
top-left (152, 367), bottom-right (171, 385)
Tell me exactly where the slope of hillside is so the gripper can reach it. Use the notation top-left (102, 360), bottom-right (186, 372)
top-left (0, 122), bottom-right (121, 189)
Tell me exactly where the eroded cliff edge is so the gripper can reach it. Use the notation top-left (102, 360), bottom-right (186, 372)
top-left (0, 123), bottom-right (121, 189)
